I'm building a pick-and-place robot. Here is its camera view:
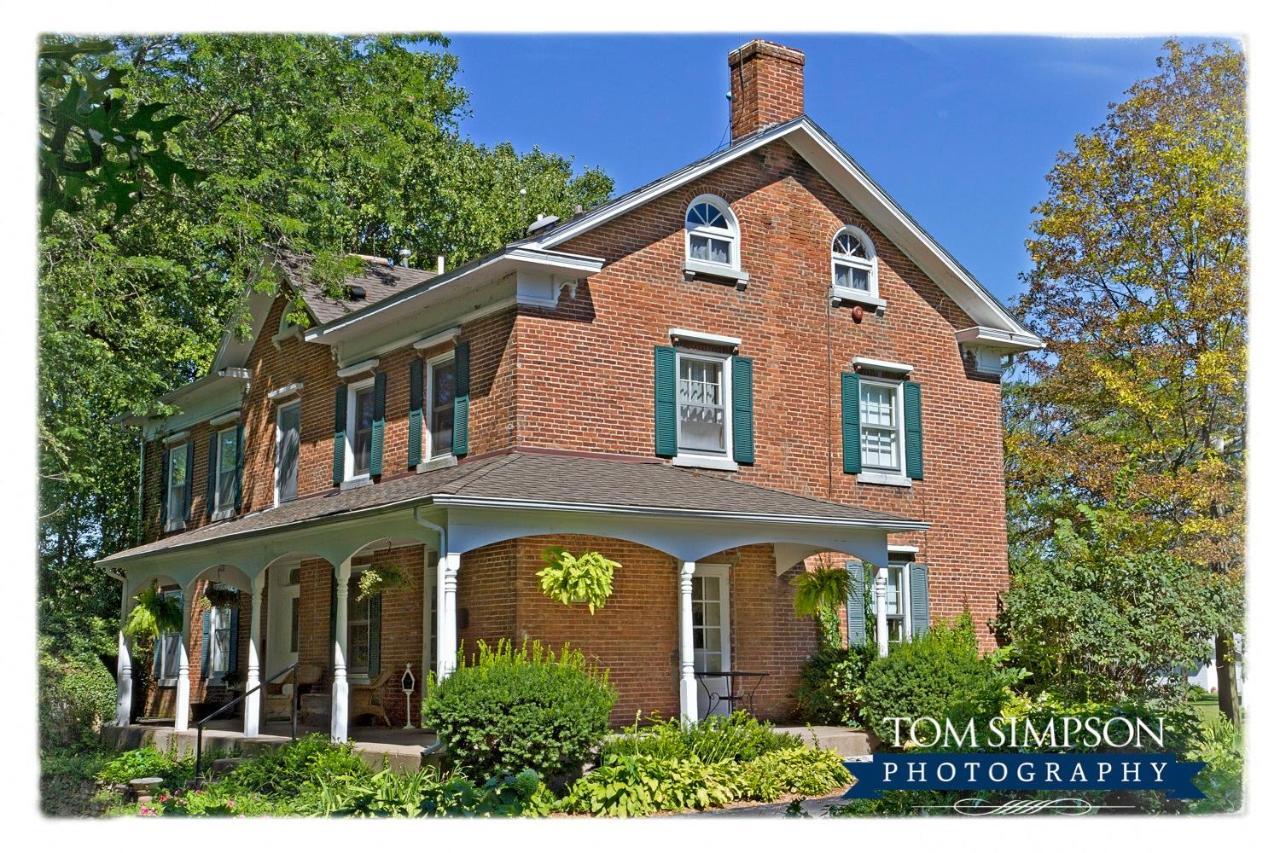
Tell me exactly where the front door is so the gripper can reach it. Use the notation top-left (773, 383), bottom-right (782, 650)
top-left (692, 564), bottom-right (731, 718)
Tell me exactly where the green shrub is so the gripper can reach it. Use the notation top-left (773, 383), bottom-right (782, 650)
top-left (561, 753), bottom-right (737, 816)
top-left (421, 639), bottom-right (615, 784)
top-left (38, 644), bottom-right (116, 749)
top-left (223, 733), bottom-right (368, 797)
top-left (857, 614), bottom-right (1014, 744)
top-left (603, 711), bottom-right (800, 764)
top-left (420, 769), bottom-right (558, 817)
top-left (40, 747), bottom-right (113, 816)
top-left (736, 747), bottom-right (852, 801)
top-left (795, 644), bottom-right (876, 725)
top-left (1188, 714), bottom-right (1243, 814)
top-left (96, 745), bottom-right (193, 788)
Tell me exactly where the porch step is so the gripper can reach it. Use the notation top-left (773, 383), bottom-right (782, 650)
top-left (773, 726), bottom-right (879, 757)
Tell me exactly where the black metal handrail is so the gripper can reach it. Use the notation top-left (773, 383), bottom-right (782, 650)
top-left (194, 662), bottom-right (298, 782)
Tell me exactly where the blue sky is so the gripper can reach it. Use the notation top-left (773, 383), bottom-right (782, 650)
top-left (442, 34), bottom-right (1220, 305)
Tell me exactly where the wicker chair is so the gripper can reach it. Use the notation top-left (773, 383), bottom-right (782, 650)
top-left (263, 663), bottom-right (325, 722)
top-left (349, 670), bottom-right (394, 727)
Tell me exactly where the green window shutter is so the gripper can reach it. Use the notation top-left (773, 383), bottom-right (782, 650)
top-left (731, 356), bottom-right (755, 465)
top-left (452, 342), bottom-right (470, 458)
top-left (904, 380), bottom-right (924, 480)
top-left (841, 373), bottom-right (862, 474)
top-left (200, 607), bottom-right (211, 678)
top-left (370, 371), bottom-right (387, 477)
top-left (654, 346), bottom-right (677, 457)
top-left (183, 442), bottom-right (196, 521)
top-left (205, 434), bottom-right (217, 519)
top-left (227, 603), bottom-right (239, 673)
top-left (233, 422), bottom-right (244, 512)
top-left (159, 447), bottom-right (170, 529)
top-left (369, 593), bottom-right (382, 677)
top-left (408, 359), bottom-right (424, 469)
top-left (332, 384), bottom-right (347, 486)
top-left (846, 562), bottom-right (867, 646)
top-left (909, 563), bottom-right (930, 638)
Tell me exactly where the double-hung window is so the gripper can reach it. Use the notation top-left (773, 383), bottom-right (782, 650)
top-left (675, 350), bottom-right (735, 468)
top-left (427, 356), bottom-right (456, 460)
top-left (859, 379), bottom-right (903, 474)
top-left (153, 588), bottom-right (183, 684)
top-left (348, 380), bottom-right (376, 479)
top-left (208, 600), bottom-right (234, 681)
top-left (347, 571), bottom-right (378, 681)
top-left (165, 443), bottom-right (189, 531)
top-left (212, 427), bottom-right (238, 518)
top-left (275, 401), bottom-right (300, 505)
top-left (884, 563), bottom-right (907, 642)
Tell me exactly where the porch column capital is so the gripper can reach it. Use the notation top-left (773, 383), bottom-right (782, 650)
top-left (677, 560), bottom-right (698, 727)
top-left (331, 559), bottom-right (351, 742)
top-left (243, 573), bottom-right (265, 738)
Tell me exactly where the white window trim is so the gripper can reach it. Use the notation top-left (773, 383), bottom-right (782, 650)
top-left (344, 377), bottom-right (376, 485)
top-left (857, 377), bottom-right (908, 482)
top-left (852, 357), bottom-right (912, 375)
top-left (684, 194), bottom-right (745, 280)
top-left (423, 351), bottom-right (458, 464)
top-left (887, 560), bottom-right (911, 641)
top-left (274, 400), bottom-right (301, 507)
top-left (164, 442), bottom-right (190, 532)
top-left (672, 348), bottom-right (738, 472)
top-left (210, 426), bottom-right (238, 521)
top-left (668, 328), bottom-right (742, 350)
top-left (347, 572), bottom-right (373, 684)
top-left (831, 225), bottom-right (881, 305)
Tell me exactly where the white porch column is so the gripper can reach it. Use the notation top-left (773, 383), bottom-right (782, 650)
top-left (115, 581), bottom-right (132, 727)
top-left (874, 566), bottom-right (890, 658)
top-left (678, 560), bottom-right (698, 726)
top-left (174, 592), bottom-right (192, 732)
top-left (243, 572), bottom-right (265, 737)
top-left (331, 559), bottom-right (352, 742)
top-left (436, 552), bottom-right (461, 681)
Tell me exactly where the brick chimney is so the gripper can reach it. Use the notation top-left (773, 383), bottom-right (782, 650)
top-left (728, 40), bottom-right (805, 142)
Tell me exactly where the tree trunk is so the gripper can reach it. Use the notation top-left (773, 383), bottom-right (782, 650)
top-left (1214, 630), bottom-right (1241, 724)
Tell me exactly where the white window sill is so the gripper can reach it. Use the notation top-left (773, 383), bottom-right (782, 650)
top-left (684, 260), bottom-right (749, 285)
top-left (857, 470), bottom-right (912, 488)
top-left (349, 674), bottom-right (371, 686)
top-left (164, 521), bottom-right (186, 534)
top-left (210, 507), bottom-right (236, 522)
top-left (831, 287), bottom-right (886, 310)
top-left (416, 455), bottom-right (458, 474)
top-left (341, 476), bottom-right (373, 491)
top-left (672, 453), bottom-right (739, 472)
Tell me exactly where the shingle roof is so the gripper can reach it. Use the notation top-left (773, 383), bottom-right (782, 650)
top-left (99, 452), bottom-right (925, 565)
top-left (275, 251), bottom-right (438, 325)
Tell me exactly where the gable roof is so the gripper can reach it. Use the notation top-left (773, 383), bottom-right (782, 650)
top-left (275, 251), bottom-right (439, 325)
top-left (520, 115), bottom-right (1042, 349)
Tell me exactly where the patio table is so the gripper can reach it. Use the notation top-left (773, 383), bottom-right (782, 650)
top-left (693, 670), bottom-right (769, 717)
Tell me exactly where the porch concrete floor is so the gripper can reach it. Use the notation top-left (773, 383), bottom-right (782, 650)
top-left (773, 725), bottom-right (877, 757)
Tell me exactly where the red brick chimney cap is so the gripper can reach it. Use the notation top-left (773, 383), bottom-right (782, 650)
top-left (728, 39), bottom-right (805, 66)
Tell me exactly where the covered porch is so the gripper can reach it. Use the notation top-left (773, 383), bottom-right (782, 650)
top-left (99, 451), bottom-right (926, 741)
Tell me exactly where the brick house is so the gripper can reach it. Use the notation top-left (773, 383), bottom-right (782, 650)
top-left (99, 40), bottom-right (1042, 738)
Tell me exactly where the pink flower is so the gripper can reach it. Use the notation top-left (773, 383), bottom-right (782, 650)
top-left (226, 799), bottom-right (236, 810)
top-left (139, 805), bottom-right (157, 816)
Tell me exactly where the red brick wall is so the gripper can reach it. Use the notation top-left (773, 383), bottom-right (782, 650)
top-left (513, 140), bottom-right (1008, 646)
top-left (451, 535), bottom-right (819, 724)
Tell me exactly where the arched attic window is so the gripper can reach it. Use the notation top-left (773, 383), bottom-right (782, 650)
top-left (831, 226), bottom-right (879, 300)
top-left (685, 195), bottom-right (740, 272)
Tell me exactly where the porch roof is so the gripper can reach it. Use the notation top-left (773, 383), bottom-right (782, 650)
top-left (98, 451), bottom-right (926, 566)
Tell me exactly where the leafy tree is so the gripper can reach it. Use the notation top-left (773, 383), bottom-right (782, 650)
top-left (38, 37), bottom-right (201, 225)
top-left (38, 34), bottom-right (613, 659)
top-left (1005, 40), bottom-right (1246, 719)
top-left (995, 506), bottom-right (1240, 702)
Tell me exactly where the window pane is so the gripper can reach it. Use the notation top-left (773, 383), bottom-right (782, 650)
top-left (277, 404), bottom-right (300, 502)
top-left (431, 361), bottom-right (455, 456)
top-left (886, 567), bottom-right (903, 616)
top-left (835, 262), bottom-right (869, 291)
top-left (678, 357), bottom-right (725, 453)
top-left (353, 387), bottom-right (375, 474)
top-left (349, 623), bottom-right (370, 673)
top-left (860, 385), bottom-right (899, 469)
top-left (170, 447), bottom-right (187, 486)
top-left (218, 430), bottom-right (238, 473)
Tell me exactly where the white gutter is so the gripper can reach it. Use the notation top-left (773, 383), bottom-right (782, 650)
top-left (429, 495), bottom-right (930, 531)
